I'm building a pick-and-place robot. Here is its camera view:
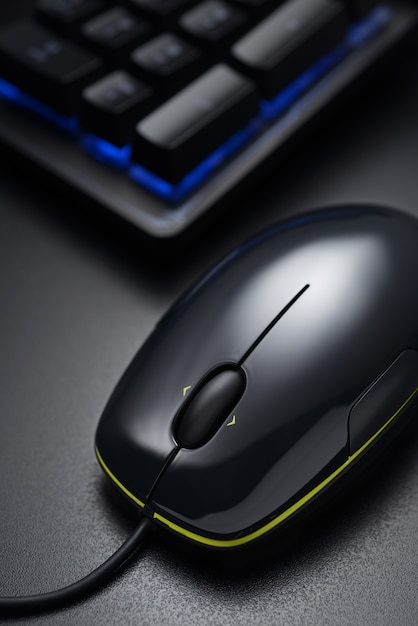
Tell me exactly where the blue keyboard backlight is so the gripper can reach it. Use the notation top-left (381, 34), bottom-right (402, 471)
top-left (348, 5), bottom-right (392, 47)
top-left (82, 134), bottom-right (132, 169)
top-left (260, 6), bottom-right (392, 121)
top-left (259, 44), bottom-right (346, 120)
top-left (0, 6), bottom-right (392, 203)
top-left (130, 119), bottom-right (261, 203)
top-left (0, 79), bottom-right (79, 135)
top-left (0, 78), bottom-right (20, 101)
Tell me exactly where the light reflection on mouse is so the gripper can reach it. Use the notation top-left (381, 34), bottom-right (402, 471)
top-left (95, 205), bottom-right (418, 558)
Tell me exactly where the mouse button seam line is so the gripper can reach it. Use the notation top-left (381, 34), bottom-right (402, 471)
top-left (95, 444), bottom-right (181, 511)
top-left (238, 283), bottom-right (310, 366)
top-left (145, 445), bottom-right (181, 504)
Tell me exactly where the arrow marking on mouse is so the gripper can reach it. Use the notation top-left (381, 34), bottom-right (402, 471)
top-left (227, 415), bottom-right (236, 426)
top-left (183, 385), bottom-right (191, 396)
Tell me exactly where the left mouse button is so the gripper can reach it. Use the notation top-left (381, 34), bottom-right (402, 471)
top-left (348, 349), bottom-right (418, 455)
top-left (175, 366), bottom-right (246, 449)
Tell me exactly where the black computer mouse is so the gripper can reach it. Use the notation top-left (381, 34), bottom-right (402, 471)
top-left (95, 205), bottom-right (418, 558)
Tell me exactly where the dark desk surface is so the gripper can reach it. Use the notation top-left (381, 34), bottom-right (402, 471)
top-left (2, 35), bottom-right (418, 625)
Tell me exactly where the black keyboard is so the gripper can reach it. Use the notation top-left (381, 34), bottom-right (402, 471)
top-left (0, 1), bottom-right (416, 238)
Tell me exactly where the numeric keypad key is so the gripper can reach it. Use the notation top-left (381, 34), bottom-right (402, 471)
top-left (0, 19), bottom-right (103, 115)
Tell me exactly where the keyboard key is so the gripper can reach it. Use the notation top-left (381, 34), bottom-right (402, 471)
top-left (36, 0), bottom-right (105, 33)
top-left (132, 64), bottom-right (258, 183)
top-left (81, 7), bottom-right (152, 60)
top-left (231, 0), bottom-right (349, 99)
top-left (131, 33), bottom-right (202, 95)
top-left (80, 70), bottom-right (155, 145)
top-left (180, 1), bottom-right (248, 52)
top-left (0, 19), bottom-right (103, 115)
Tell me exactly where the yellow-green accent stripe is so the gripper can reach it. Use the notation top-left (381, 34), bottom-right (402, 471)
top-left (96, 386), bottom-right (418, 548)
top-left (153, 386), bottom-right (418, 548)
top-left (95, 446), bottom-right (145, 509)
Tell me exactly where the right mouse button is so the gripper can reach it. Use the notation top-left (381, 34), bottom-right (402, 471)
top-left (348, 349), bottom-right (418, 455)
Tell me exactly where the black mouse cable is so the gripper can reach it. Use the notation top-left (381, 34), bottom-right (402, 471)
top-left (0, 514), bottom-right (152, 615)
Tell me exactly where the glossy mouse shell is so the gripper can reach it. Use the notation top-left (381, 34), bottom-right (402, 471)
top-left (96, 206), bottom-right (418, 553)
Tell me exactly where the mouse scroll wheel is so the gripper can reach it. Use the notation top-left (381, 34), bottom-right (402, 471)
top-left (174, 366), bottom-right (246, 449)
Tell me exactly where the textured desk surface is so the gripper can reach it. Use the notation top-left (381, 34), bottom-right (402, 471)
top-left (1, 36), bottom-right (418, 625)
